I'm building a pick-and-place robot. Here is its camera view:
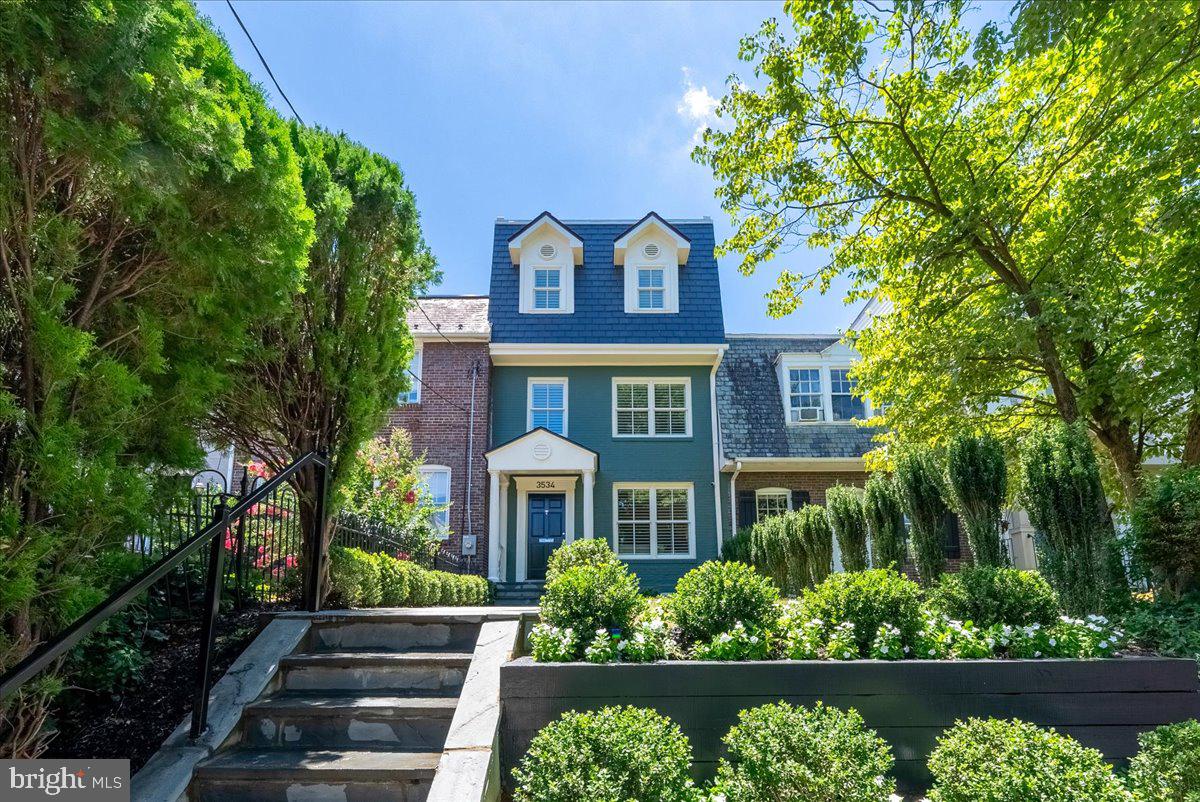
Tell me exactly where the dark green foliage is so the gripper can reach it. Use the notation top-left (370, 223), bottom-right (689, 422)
top-left (796, 505), bottom-right (834, 585)
top-left (1126, 720), bottom-right (1200, 802)
top-left (749, 514), bottom-right (798, 592)
top-left (669, 561), bottom-right (780, 645)
top-left (927, 718), bottom-right (1130, 802)
top-left (545, 538), bottom-right (619, 583)
top-left (1121, 592), bottom-right (1200, 663)
top-left (328, 546), bottom-right (488, 607)
top-left (1132, 465), bottom-right (1200, 599)
top-left (797, 569), bottom-right (924, 656)
top-left (929, 567), bottom-right (1060, 628)
top-left (512, 706), bottom-right (700, 802)
top-left (895, 448), bottom-right (949, 585)
top-left (539, 562), bottom-right (643, 643)
top-left (864, 473), bottom-right (907, 571)
top-left (945, 433), bottom-right (1008, 568)
top-left (826, 485), bottom-right (869, 572)
top-left (712, 702), bottom-right (895, 802)
top-left (329, 547), bottom-right (382, 607)
top-left (722, 526), bottom-right (754, 565)
top-left (1020, 424), bottom-right (1126, 616)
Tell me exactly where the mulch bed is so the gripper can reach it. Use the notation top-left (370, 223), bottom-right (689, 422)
top-left (44, 607), bottom-right (272, 773)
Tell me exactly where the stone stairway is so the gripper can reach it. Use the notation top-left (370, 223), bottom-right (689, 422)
top-left (190, 615), bottom-right (481, 802)
top-left (491, 581), bottom-right (544, 606)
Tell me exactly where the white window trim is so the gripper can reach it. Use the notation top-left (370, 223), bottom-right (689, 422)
top-left (755, 487), bottom-right (792, 518)
top-left (611, 482), bottom-right (696, 560)
top-left (610, 377), bottom-right (692, 438)
top-left (518, 234), bottom-right (574, 314)
top-left (777, 356), bottom-right (872, 426)
top-left (622, 233), bottom-right (679, 314)
top-left (418, 464), bottom-right (451, 540)
top-left (527, 377), bottom-right (568, 436)
top-left (400, 346), bottom-right (422, 404)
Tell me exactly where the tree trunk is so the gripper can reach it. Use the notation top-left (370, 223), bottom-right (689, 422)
top-left (1182, 406), bottom-right (1200, 467)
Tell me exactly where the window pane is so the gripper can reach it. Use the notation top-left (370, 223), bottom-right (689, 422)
top-left (830, 368), bottom-right (864, 420)
top-left (756, 491), bottom-right (789, 520)
top-left (788, 369), bottom-right (823, 421)
top-left (657, 522), bottom-right (689, 555)
top-left (530, 381), bottom-right (566, 434)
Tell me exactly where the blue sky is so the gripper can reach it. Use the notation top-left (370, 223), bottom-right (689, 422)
top-left (197, 1), bottom-right (861, 334)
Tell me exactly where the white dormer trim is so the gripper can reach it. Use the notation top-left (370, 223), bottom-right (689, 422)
top-left (613, 212), bottom-right (690, 266)
top-left (507, 212), bottom-right (584, 265)
top-left (515, 224), bottom-right (577, 315)
top-left (617, 215), bottom-right (687, 314)
top-left (775, 341), bottom-right (872, 424)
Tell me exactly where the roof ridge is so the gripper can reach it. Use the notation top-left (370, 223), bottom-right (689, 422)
top-left (727, 332), bottom-right (843, 339)
top-left (418, 294), bottom-right (489, 300)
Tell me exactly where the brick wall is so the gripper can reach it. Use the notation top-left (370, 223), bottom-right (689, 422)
top-left (378, 340), bottom-right (490, 575)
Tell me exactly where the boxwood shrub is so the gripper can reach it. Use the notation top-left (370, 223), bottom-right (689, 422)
top-left (669, 560), bottom-right (780, 645)
top-left (512, 706), bottom-right (700, 802)
top-left (929, 566), bottom-right (1060, 628)
top-left (539, 561), bottom-right (643, 647)
top-left (927, 718), bottom-right (1130, 802)
top-left (711, 701), bottom-right (894, 801)
top-left (1125, 719), bottom-right (1200, 802)
top-left (545, 538), bottom-right (619, 582)
top-left (328, 546), bottom-right (489, 607)
top-left (796, 569), bottom-right (923, 656)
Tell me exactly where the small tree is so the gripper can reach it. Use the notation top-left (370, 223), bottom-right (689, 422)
top-left (1020, 423), bottom-right (1125, 616)
top-left (895, 448), bottom-right (948, 586)
top-left (781, 510), bottom-right (813, 592)
top-left (826, 486), bottom-right (869, 572)
top-left (796, 505), bottom-right (833, 584)
top-left (945, 433), bottom-right (1008, 568)
top-left (863, 474), bottom-right (907, 571)
top-left (1131, 466), bottom-right (1200, 599)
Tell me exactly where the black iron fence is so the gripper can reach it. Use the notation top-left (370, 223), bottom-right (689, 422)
top-left (332, 510), bottom-right (477, 575)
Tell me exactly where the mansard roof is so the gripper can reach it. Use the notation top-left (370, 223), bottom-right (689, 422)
top-left (407, 295), bottom-right (490, 340)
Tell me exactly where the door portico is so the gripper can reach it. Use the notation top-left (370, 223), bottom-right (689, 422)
top-left (485, 427), bottom-right (598, 582)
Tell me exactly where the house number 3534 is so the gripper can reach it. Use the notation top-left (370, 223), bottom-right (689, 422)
top-left (536, 481), bottom-right (556, 489)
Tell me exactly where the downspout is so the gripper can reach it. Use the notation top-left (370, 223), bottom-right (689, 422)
top-left (465, 359), bottom-right (478, 550)
top-left (730, 460), bottom-right (743, 534)
top-left (710, 360), bottom-right (725, 557)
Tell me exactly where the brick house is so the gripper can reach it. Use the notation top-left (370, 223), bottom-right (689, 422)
top-left (379, 296), bottom-right (491, 572)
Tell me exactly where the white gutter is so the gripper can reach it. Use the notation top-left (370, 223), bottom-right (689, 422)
top-left (710, 361), bottom-right (724, 557)
top-left (729, 460), bottom-right (743, 534)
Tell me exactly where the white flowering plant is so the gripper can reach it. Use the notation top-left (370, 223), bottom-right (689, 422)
top-left (946, 619), bottom-right (995, 659)
top-left (692, 621), bottom-right (771, 661)
top-left (585, 628), bottom-right (622, 663)
top-left (622, 616), bottom-right (669, 663)
top-left (784, 617), bottom-right (826, 660)
top-left (826, 621), bottom-right (859, 660)
top-left (529, 623), bottom-right (579, 662)
top-left (869, 623), bottom-right (905, 660)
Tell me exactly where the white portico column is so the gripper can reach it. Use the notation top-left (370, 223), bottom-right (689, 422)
top-left (487, 470), bottom-right (501, 582)
top-left (582, 469), bottom-right (595, 540)
top-left (498, 475), bottom-right (510, 582)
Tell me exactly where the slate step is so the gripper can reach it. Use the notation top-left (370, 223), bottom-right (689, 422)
top-left (307, 619), bottom-right (480, 653)
top-left (280, 652), bottom-right (472, 694)
top-left (192, 749), bottom-right (439, 802)
top-left (241, 695), bottom-right (458, 750)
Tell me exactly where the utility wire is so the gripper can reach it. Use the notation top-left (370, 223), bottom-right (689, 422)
top-left (405, 367), bottom-right (470, 414)
top-left (415, 299), bottom-right (458, 348)
top-left (225, 0), bottom-right (305, 125)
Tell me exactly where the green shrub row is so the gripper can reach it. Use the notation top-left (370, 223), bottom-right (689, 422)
top-left (514, 706), bottom-right (1200, 802)
top-left (328, 545), bottom-right (489, 607)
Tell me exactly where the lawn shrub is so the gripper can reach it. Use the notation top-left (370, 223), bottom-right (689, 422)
top-left (826, 485), bottom-right (870, 572)
top-left (378, 556), bottom-right (413, 606)
top-left (691, 621), bottom-right (770, 661)
top-left (864, 473), bottom-right (907, 570)
top-left (722, 526), bottom-right (754, 566)
top-left (539, 561), bottom-right (643, 649)
top-left (945, 432), bottom-right (1009, 568)
top-left (328, 546), bottom-right (488, 608)
top-left (1121, 592), bottom-right (1200, 662)
top-left (927, 718), bottom-right (1131, 802)
top-left (669, 560), bottom-right (779, 645)
top-left (929, 566), bottom-right (1060, 628)
top-left (895, 447), bottom-right (950, 586)
top-left (796, 504), bottom-right (834, 584)
top-left (712, 702), bottom-right (895, 801)
top-left (797, 569), bottom-right (923, 656)
top-left (329, 546), bottom-right (381, 607)
top-left (545, 537), bottom-right (619, 583)
top-left (1132, 465), bottom-right (1200, 599)
top-left (1125, 719), bottom-right (1200, 802)
top-left (512, 706), bottom-right (700, 802)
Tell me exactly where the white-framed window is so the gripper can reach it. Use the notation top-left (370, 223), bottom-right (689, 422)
top-left (418, 465), bottom-right (451, 538)
top-left (399, 347), bottom-right (422, 404)
top-left (788, 368), bottom-right (823, 422)
top-left (518, 233), bottom-right (574, 314)
top-left (533, 267), bottom-right (561, 310)
top-left (755, 488), bottom-right (791, 520)
top-left (612, 378), bottom-right (691, 437)
top-left (637, 267), bottom-right (665, 310)
top-left (612, 483), bottom-right (695, 559)
top-left (528, 378), bottom-right (567, 436)
top-left (830, 368), bottom-right (866, 421)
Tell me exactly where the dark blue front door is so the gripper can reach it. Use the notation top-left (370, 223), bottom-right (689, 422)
top-left (527, 493), bottom-right (566, 580)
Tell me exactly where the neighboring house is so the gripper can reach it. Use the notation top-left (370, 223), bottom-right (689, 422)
top-left (378, 295), bottom-right (491, 568)
top-left (484, 213), bottom-right (726, 593)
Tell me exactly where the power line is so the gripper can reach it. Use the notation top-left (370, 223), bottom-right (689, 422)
top-left (225, 0), bottom-right (305, 125)
top-left (406, 367), bottom-right (470, 414)
top-left (415, 299), bottom-right (457, 348)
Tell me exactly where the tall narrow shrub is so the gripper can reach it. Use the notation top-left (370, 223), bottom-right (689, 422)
top-left (826, 486), bottom-right (869, 572)
top-left (796, 505), bottom-right (834, 584)
top-left (864, 474), bottom-right (907, 570)
top-left (782, 510), bottom-right (813, 592)
top-left (895, 448), bottom-right (948, 586)
top-left (1020, 424), bottom-right (1126, 615)
top-left (1131, 465), bottom-right (1200, 599)
top-left (945, 432), bottom-right (1008, 568)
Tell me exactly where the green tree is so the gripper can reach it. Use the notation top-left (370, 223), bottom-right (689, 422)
top-left (209, 124), bottom-right (436, 604)
top-left (695, 0), bottom-right (1200, 502)
top-left (1131, 465), bottom-right (1200, 599)
top-left (826, 485), bottom-right (869, 572)
top-left (894, 448), bottom-right (948, 586)
top-left (796, 505), bottom-right (834, 585)
top-left (1019, 423), bottom-right (1125, 615)
top-left (863, 473), bottom-right (906, 571)
top-left (0, 0), bottom-right (312, 756)
top-left (945, 432), bottom-right (1008, 568)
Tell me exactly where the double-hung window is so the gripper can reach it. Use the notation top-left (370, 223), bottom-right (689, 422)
top-left (533, 268), bottom-right (561, 310)
top-left (788, 368), bottom-right (823, 421)
top-left (418, 465), bottom-right (451, 538)
top-left (830, 368), bottom-right (865, 421)
top-left (529, 379), bottom-right (567, 435)
top-left (614, 379), bottom-right (690, 437)
top-left (614, 484), bottom-right (694, 558)
top-left (399, 348), bottom-right (422, 404)
top-left (756, 488), bottom-right (791, 520)
top-left (637, 267), bottom-right (665, 310)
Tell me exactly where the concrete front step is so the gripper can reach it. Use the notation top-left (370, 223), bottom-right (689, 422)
top-left (281, 652), bottom-right (472, 694)
top-left (242, 695), bottom-right (458, 750)
top-left (192, 749), bottom-right (439, 802)
top-left (307, 620), bottom-right (481, 653)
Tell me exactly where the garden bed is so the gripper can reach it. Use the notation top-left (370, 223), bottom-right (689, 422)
top-left (499, 655), bottom-right (1200, 793)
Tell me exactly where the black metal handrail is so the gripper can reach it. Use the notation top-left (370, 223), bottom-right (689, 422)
top-left (0, 450), bottom-right (330, 740)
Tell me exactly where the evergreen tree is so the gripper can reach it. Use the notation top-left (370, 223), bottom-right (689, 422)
top-left (864, 473), bottom-right (907, 571)
top-left (895, 448), bottom-right (949, 586)
top-left (825, 485), bottom-right (869, 572)
top-left (945, 432), bottom-right (1008, 568)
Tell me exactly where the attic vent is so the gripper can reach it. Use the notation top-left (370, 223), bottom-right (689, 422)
top-left (539, 244), bottom-right (557, 260)
top-left (643, 243), bottom-right (661, 259)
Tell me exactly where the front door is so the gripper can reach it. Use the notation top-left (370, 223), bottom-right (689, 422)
top-left (527, 493), bottom-right (566, 581)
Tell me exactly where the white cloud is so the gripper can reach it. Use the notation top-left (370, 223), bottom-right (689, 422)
top-left (676, 67), bottom-right (719, 144)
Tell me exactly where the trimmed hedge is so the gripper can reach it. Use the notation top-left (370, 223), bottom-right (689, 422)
top-left (1126, 719), bottom-right (1200, 802)
top-left (328, 546), bottom-right (490, 607)
top-left (670, 560), bottom-right (779, 646)
top-left (929, 566), bottom-right (1060, 628)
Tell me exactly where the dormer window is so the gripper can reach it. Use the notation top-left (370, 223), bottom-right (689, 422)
top-left (614, 212), bottom-right (690, 314)
top-left (788, 368), bottom-right (823, 421)
top-left (507, 212), bottom-right (583, 315)
top-left (777, 342), bottom-right (872, 424)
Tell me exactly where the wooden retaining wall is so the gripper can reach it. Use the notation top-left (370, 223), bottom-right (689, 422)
top-left (499, 657), bottom-right (1200, 793)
